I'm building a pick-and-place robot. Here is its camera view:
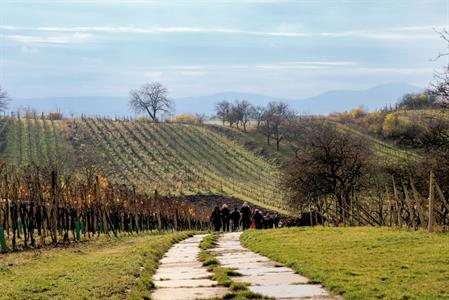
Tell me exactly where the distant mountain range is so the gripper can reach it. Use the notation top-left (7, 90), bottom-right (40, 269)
top-left (294, 82), bottom-right (423, 114)
top-left (10, 82), bottom-right (423, 117)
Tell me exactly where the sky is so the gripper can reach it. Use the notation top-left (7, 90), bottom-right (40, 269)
top-left (1, 0), bottom-right (449, 99)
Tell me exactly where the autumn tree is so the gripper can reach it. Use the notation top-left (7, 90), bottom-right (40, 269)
top-left (129, 82), bottom-right (172, 122)
top-left (397, 91), bottom-right (437, 110)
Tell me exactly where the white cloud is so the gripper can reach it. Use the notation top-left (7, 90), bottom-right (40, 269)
top-left (20, 46), bottom-right (39, 54)
top-left (256, 61), bottom-right (356, 69)
top-left (5, 33), bottom-right (92, 44)
top-left (166, 61), bottom-right (355, 71)
top-left (81, 57), bottom-right (102, 64)
top-left (392, 25), bottom-right (448, 31)
top-left (347, 67), bottom-right (434, 75)
top-left (159, 63), bottom-right (434, 77)
top-left (144, 71), bottom-right (163, 78)
top-left (0, 25), bottom-right (19, 30)
top-left (0, 24), bottom-right (442, 40)
top-left (178, 71), bottom-right (207, 76)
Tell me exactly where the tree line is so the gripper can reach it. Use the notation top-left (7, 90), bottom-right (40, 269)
top-left (215, 100), bottom-right (295, 150)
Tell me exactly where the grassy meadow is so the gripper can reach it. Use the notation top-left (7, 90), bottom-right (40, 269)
top-left (241, 227), bottom-right (449, 300)
top-left (0, 232), bottom-right (192, 300)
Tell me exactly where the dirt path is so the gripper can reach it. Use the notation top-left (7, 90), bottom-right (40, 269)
top-left (151, 234), bottom-right (228, 300)
top-left (211, 232), bottom-right (341, 300)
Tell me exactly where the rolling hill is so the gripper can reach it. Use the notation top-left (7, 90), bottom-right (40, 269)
top-left (0, 114), bottom-right (423, 215)
top-left (205, 122), bottom-right (422, 166)
top-left (0, 117), bottom-right (287, 214)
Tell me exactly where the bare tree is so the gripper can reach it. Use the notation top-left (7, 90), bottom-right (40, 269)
top-left (283, 120), bottom-right (371, 224)
top-left (417, 115), bottom-right (449, 149)
top-left (259, 108), bottom-right (273, 145)
top-left (215, 100), bottom-right (231, 126)
top-left (430, 29), bottom-right (449, 108)
top-left (195, 113), bottom-right (207, 124)
top-left (228, 103), bottom-right (240, 128)
top-left (259, 102), bottom-right (294, 150)
top-left (234, 100), bottom-right (253, 132)
top-left (270, 102), bottom-right (295, 150)
top-left (251, 105), bottom-right (265, 128)
top-left (129, 82), bottom-right (172, 122)
top-left (0, 85), bottom-right (10, 112)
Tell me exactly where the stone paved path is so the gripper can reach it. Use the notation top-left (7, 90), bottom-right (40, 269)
top-left (211, 232), bottom-right (342, 300)
top-left (151, 234), bottom-right (228, 300)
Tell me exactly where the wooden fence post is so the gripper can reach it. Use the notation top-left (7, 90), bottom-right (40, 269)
top-left (385, 184), bottom-right (393, 226)
top-left (51, 171), bottom-right (58, 244)
top-left (402, 182), bottom-right (415, 229)
top-left (410, 177), bottom-right (426, 228)
top-left (155, 189), bottom-right (162, 231)
top-left (428, 171), bottom-right (435, 233)
top-left (174, 208), bottom-right (178, 231)
top-left (392, 176), bottom-right (401, 227)
top-left (0, 226), bottom-right (7, 253)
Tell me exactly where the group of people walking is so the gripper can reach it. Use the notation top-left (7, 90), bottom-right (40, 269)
top-left (210, 202), bottom-right (280, 231)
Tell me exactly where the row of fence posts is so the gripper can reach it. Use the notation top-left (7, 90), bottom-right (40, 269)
top-left (386, 170), bottom-right (447, 232)
top-left (0, 171), bottom-right (211, 253)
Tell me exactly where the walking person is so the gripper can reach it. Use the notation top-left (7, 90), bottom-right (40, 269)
top-left (210, 206), bottom-right (222, 231)
top-left (240, 202), bottom-right (252, 230)
top-left (221, 204), bottom-right (231, 232)
top-left (253, 210), bottom-right (264, 229)
top-left (264, 214), bottom-right (274, 229)
top-left (231, 208), bottom-right (241, 231)
top-left (273, 214), bottom-right (280, 228)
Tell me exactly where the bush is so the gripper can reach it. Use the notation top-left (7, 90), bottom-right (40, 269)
top-left (172, 114), bottom-right (199, 124)
top-left (47, 112), bottom-right (63, 120)
top-left (365, 112), bottom-right (384, 135)
top-left (350, 107), bottom-right (367, 119)
top-left (397, 92), bottom-right (437, 110)
top-left (382, 113), bottom-right (423, 144)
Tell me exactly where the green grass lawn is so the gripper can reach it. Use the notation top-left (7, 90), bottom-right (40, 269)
top-left (241, 227), bottom-right (449, 300)
top-left (0, 232), bottom-right (192, 300)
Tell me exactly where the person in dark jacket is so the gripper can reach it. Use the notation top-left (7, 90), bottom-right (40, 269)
top-left (273, 214), bottom-right (280, 228)
top-left (253, 210), bottom-right (264, 229)
top-left (264, 215), bottom-right (274, 229)
top-left (231, 208), bottom-right (241, 231)
top-left (221, 204), bottom-right (231, 232)
top-left (240, 202), bottom-right (252, 230)
top-left (210, 206), bottom-right (222, 231)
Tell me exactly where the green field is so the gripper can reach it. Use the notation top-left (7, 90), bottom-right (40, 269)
top-left (241, 227), bottom-right (449, 300)
top-left (0, 232), bottom-right (192, 300)
top-left (338, 123), bottom-right (422, 162)
top-left (206, 122), bottom-right (421, 166)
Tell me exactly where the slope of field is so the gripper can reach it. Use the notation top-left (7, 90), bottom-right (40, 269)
top-left (205, 122), bottom-right (421, 165)
top-left (0, 117), bottom-right (288, 214)
top-left (337, 123), bottom-right (422, 162)
top-left (0, 117), bottom-right (68, 167)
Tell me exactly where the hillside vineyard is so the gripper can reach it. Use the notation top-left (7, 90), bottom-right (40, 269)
top-left (0, 116), bottom-right (287, 213)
